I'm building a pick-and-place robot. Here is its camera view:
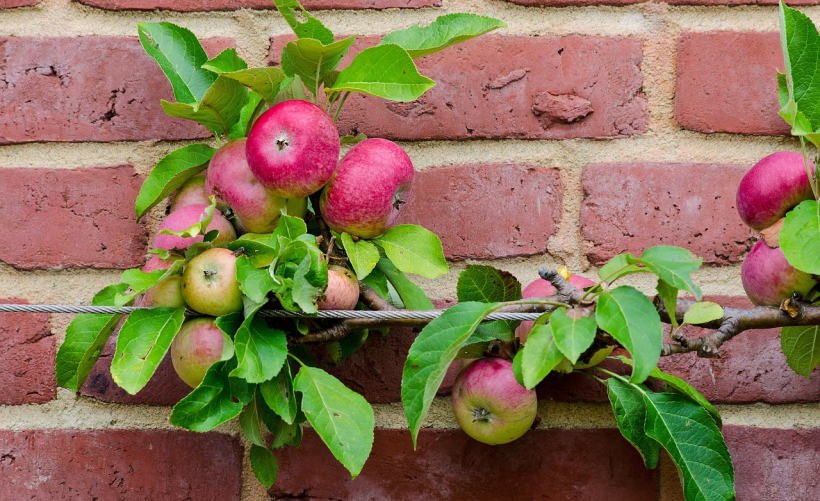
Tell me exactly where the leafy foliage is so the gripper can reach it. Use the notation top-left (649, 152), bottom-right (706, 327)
top-left (380, 13), bottom-right (506, 59)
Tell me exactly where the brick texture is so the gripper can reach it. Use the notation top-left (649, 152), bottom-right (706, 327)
top-left (271, 35), bottom-right (647, 140)
top-left (503, 0), bottom-right (641, 5)
top-left (676, 32), bottom-right (789, 135)
top-left (0, 0), bottom-right (40, 6)
top-left (581, 163), bottom-right (756, 266)
top-left (0, 429), bottom-right (242, 500)
top-left (396, 164), bottom-right (563, 260)
top-left (0, 37), bottom-right (231, 143)
top-left (74, 0), bottom-right (438, 10)
top-left (0, 165), bottom-right (148, 270)
top-left (271, 429), bottom-right (659, 500)
top-left (0, 299), bottom-right (54, 405)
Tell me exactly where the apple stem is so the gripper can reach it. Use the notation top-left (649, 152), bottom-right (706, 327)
top-left (800, 138), bottom-right (819, 199)
top-left (472, 408), bottom-right (490, 423)
top-left (332, 92), bottom-right (351, 122)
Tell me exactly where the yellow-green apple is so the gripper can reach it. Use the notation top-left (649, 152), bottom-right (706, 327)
top-left (170, 174), bottom-right (210, 212)
top-left (171, 317), bottom-right (229, 388)
top-left (515, 274), bottom-right (595, 342)
top-left (136, 255), bottom-right (185, 308)
top-left (741, 238), bottom-right (816, 306)
top-left (206, 138), bottom-right (307, 234)
top-left (153, 204), bottom-right (237, 251)
top-left (246, 100), bottom-right (340, 198)
top-left (451, 358), bottom-right (537, 445)
top-left (181, 248), bottom-right (244, 316)
top-left (317, 265), bottom-right (359, 310)
top-left (320, 138), bottom-right (414, 239)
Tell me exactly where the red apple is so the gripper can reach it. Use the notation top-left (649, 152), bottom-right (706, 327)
top-left (515, 274), bottom-right (595, 342)
top-left (451, 358), bottom-right (537, 445)
top-left (736, 152), bottom-right (815, 231)
top-left (320, 138), bottom-right (414, 239)
top-left (246, 100), bottom-right (340, 198)
top-left (171, 317), bottom-right (228, 388)
top-left (154, 204), bottom-right (237, 251)
top-left (182, 248), bottom-right (244, 316)
top-left (741, 238), bottom-right (816, 306)
top-left (170, 174), bottom-right (210, 212)
top-left (317, 265), bottom-right (359, 310)
top-left (206, 138), bottom-right (307, 234)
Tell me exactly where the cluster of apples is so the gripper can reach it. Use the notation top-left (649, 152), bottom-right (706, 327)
top-left (136, 100), bottom-right (415, 388)
top-left (737, 152), bottom-right (817, 306)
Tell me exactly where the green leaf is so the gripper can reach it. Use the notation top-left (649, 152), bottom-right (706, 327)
top-left (273, 238), bottom-right (326, 314)
top-left (137, 22), bottom-right (217, 104)
top-left (402, 302), bottom-right (498, 446)
top-left (781, 325), bottom-right (820, 378)
top-left (683, 302), bottom-right (725, 326)
top-left (114, 261), bottom-right (184, 309)
top-left (596, 286), bottom-right (663, 384)
top-left (229, 233), bottom-right (279, 268)
top-left (631, 246), bottom-right (703, 300)
top-left (341, 233), bottom-right (380, 280)
top-left (376, 258), bottom-right (434, 310)
top-left (170, 361), bottom-right (245, 432)
top-left (782, 200), bottom-right (820, 274)
top-left (606, 378), bottom-right (661, 469)
top-left (91, 283), bottom-right (130, 307)
top-left (273, 0), bottom-right (334, 44)
top-left (549, 308), bottom-right (596, 364)
top-left (215, 67), bottom-right (288, 104)
top-left (327, 44), bottom-right (435, 102)
top-left (780, 2), bottom-right (820, 131)
top-left (294, 367), bottom-right (374, 478)
top-left (380, 13), bottom-right (506, 59)
top-left (161, 76), bottom-right (248, 135)
top-left (236, 256), bottom-right (275, 304)
top-left (201, 48), bottom-right (247, 73)
top-left (597, 253), bottom-right (645, 284)
top-left (134, 144), bottom-right (215, 220)
top-left (56, 313), bottom-right (123, 391)
top-left (229, 91), bottom-right (264, 140)
top-left (361, 266), bottom-right (389, 300)
top-left (273, 213), bottom-right (308, 242)
top-left (655, 279), bottom-right (679, 329)
top-left (274, 74), bottom-right (309, 104)
top-left (110, 308), bottom-right (185, 394)
top-left (373, 225), bottom-right (448, 279)
top-left (259, 362), bottom-right (298, 424)
top-left (457, 265), bottom-right (522, 303)
top-left (519, 322), bottom-right (565, 389)
top-left (281, 36), bottom-right (357, 96)
top-left (250, 444), bottom-right (279, 488)
top-left (340, 133), bottom-right (367, 145)
top-left (231, 311), bottom-right (288, 384)
top-left (643, 391), bottom-right (735, 501)
top-left (240, 394), bottom-right (265, 447)
top-left (215, 311), bottom-right (244, 338)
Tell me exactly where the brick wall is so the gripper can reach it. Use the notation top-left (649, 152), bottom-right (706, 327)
top-left (0, 1), bottom-right (815, 500)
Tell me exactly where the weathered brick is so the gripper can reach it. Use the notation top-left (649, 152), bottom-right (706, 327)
top-left (271, 428), bottom-right (658, 500)
top-left (395, 164), bottom-right (562, 260)
top-left (0, 299), bottom-right (54, 405)
top-left (270, 35), bottom-right (647, 140)
top-left (0, 165), bottom-right (148, 270)
top-left (74, 0), bottom-right (438, 10)
top-left (0, 0), bottom-right (40, 7)
top-left (0, 429), bottom-right (242, 500)
top-left (676, 32), bottom-right (789, 135)
top-left (0, 37), bottom-right (231, 143)
top-left (503, 0), bottom-right (640, 5)
top-left (581, 163), bottom-right (755, 266)
top-left (669, 0), bottom-right (819, 5)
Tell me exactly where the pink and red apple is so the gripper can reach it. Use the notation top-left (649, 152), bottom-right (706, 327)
top-left (246, 100), bottom-right (340, 199)
top-left (170, 174), bottom-right (210, 213)
top-left (320, 138), bottom-right (414, 239)
top-left (317, 265), bottom-right (359, 310)
top-left (206, 138), bottom-right (307, 234)
top-left (171, 317), bottom-right (229, 388)
top-left (181, 247), bottom-right (244, 317)
top-left (515, 274), bottom-right (595, 342)
top-left (451, 358), bottom-right (537, 445)
top-left (153, 203), bottom-right (237, 251)
top-left (741, 238), bottom-right (816, 306)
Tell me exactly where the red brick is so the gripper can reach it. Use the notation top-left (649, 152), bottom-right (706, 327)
top-left (395, 164), bottom-right (562, 260)
top-left (0, 429), bottom-right (242, 500)
top-left (669, 0), bottom-right (819, 5)
top-left (676, 32), bottom-right (789, 135)
top-left (74, 0), bottom-right (438, 10)
top-left (0, 37), bottom-right (231, 143)
top-left (0, 299), bottom-right (54, 405)
top-left (581, 163), bottom-right (755, 266)
top-left (270, 35), bottom-right (647, 140)
top-left (503, 0), bottom-right (640, 4)
top-left (0, 0), bottom-right (40, 6)
top-left (271, 428), bottom-right (658, 500)
top-left (0, 165), bottom-right (148, 270)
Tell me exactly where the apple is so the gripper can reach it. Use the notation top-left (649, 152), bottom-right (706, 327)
top-left (320, 138), bottom-right (414, 239)
top-left (153, 203), bottom-right (237, 251)
top-left (451, 358), bottom-right (537, 445)
top-left (171, 317), bottom-right (228, 388)
top-left (136, 255), bottom-right (186, 308)
top-left (741, 238), bottom-right (816, 306)
top-left (206, 138), bottom-right (307, 234)
top-left (317, 265), bottom-right (359, 310)
top-left (182, 247), bottom-right (244, 316)
top-left (170, 174), bottom-right (210, 212)
top-left (245, 100), bottom-right (340, 198)
top-left (736, 151), bottom-right (815, 231)
top-left (515, 274), bottom-right (595, 342)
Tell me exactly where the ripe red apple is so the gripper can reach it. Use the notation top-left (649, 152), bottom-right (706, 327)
top-left (736, 152), bottom-right (815, 231)
top-left (170, 174), bottom-right (210, 212)
top-left (182, 247), bottom-right (244, 316)
top-left (153, 204), bottom-right (237, 251)
top-left (515, 274), bottom-right (595, 342)
top-left (317, 265), bottom-right (359, 310)
top-left (138, 255), bottom-right (186, 308)
top-left (171, 317), bottom-right (227, 388)
top-left (741, 239), bottom-right (816, 306)
top-left (246, 100), bottom-right (340, 198)
top-left (451, 358), bottom-right (537, 445)
top-left (320, 138), bottom-right (414, 239)
top-left (206, 138), bottom-right (307, 234)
